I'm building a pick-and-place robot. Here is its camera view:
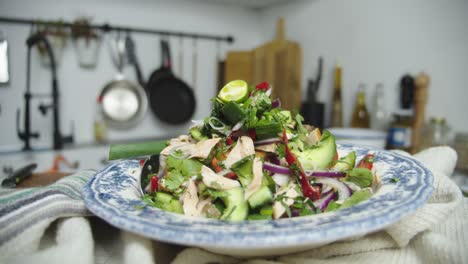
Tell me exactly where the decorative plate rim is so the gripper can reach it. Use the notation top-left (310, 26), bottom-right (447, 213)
top-left (82, 143), bottom-right (433, 250)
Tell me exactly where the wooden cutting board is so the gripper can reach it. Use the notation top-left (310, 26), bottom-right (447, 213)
top-left (224, 18), bottom-right (302, 110)
top-left (16, 172), bottom-right (71, 188)
top-left (224, 50), bottom-right (254, 85)
top-left (253, 18), bottom-right (302, 111)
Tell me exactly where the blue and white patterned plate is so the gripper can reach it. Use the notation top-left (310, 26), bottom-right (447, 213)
top-left (82, 144), bottom-right (433, 257)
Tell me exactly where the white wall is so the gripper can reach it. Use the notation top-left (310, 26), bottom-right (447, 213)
top-left (260, 0), bottom-right (468, 132)
top-left (0, 0), bottom-right (262, 149)
top-left (1, 0), bottom-right (467, 151)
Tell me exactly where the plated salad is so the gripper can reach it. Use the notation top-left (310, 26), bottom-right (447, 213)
top-left (140, 80), bottom-right (380, 221)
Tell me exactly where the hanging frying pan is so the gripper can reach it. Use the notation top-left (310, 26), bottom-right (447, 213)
top-left (146, 40), bottom-right (195, 124)
top-left (99, 32), bottom-right (147, 128)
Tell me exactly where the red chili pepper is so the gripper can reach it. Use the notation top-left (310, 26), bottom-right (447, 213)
top-left (211, 157), bottom-right (223, 173)
top-left (281, 129), bottom-right (320, 200)
top-left (150, 176), bottom-right (159, 193)
top-left (357, 153), bottom-right (375, 170)
top-left (255, 81), bottom-right (270, 91)
top-left (248, 129), bottom-right (257, 141)
top-left (139, 159), bottom-right (145, 167)
top-left (224, 172), bottom-right (238, 180)
top-left (226, 135), bottom-right (234, 145)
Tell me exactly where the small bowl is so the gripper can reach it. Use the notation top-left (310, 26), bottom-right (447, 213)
top-left (327, 128), bottom-right (387, 149)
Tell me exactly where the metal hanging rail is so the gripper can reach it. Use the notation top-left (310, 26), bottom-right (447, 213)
top-left (0, 16), bottom-right (234, 43)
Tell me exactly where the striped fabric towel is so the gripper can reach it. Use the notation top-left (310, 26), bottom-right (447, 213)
top-left (0, 170), bottom-right (95, 258)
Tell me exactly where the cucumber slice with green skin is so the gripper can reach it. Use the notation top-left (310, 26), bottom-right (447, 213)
top-left (221, 101), bottom-right (246, 125)
top-left (248, 185), bottom-right (273, 209)
top-left (190, 127), bottom-right (207, 141)
top-left (291, 130), bottom-right (336, 170)
top-left (247, 214), bottom-right (272, 220)
top-left (155, 192), bottom-right (174, 204)
top-left (154, 192), bottom-right (183, 214)
top-left (259, 204), bottom-right (273, 216)
top-left (220, 187), bottom-right (249, 221)
top-left (346, 168), bottom-right (373, 188)
top-left (333, 151), bottom-right (356, 172)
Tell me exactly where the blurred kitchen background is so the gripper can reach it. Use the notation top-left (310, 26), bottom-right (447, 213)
top-left (0, 0), bottom-right (467, 190)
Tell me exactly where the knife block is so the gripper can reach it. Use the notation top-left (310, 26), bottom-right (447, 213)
top-left (301, 102), bottom-right (324, 129)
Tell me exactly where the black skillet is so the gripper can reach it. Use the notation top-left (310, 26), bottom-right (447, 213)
top-left (146, 40), bottom-right (196, 124)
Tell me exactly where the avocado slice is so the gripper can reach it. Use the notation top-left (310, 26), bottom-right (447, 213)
top-left (291, 130), bottom-right (336, 170)
top-left (220, 187), bottom-right (249, 221)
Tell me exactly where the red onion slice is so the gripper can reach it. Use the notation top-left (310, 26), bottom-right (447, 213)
top-left (272, 98), bottom-right (281, 108)
top-left (313, 177), bottom-right (351, 203)
top-left (254, 138), bottom-right (281, 146)
top-left (263, 162), bottom-right (291, 174)
top-left (313, 191), bottom-right (336, 211)
top-left (306, 171), bottom-right (345, 178)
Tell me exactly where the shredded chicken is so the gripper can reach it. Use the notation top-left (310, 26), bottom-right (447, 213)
top-left (189, 138), bottom-right (221, 159)
top-left (254, 143), bottom-right (277, 153)
top-left (301, 128), bottom-right (321, 147)
top-left (182, 180), bottom-right (200, 217)
top-left (197, 197), bottom-right (221, 218)
top-left (272, 182), bottom-right (299, 219)
top-left (244, 157), bottom-right (264, 199)
top-left (201, 165), bottom-right (240, 190)
top-left (224, 136), bottom-right (255, 168)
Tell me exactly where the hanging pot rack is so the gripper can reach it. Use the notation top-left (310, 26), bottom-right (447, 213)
top-left (0, 16), bottom-right (234, 43)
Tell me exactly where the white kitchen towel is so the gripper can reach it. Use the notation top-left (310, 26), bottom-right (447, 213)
top-left (0, 170), bottom-right (95, 262)
top-left (0, 147), bottom-right (464, 264)
top-left (170, 146), bottom-right (464, 264)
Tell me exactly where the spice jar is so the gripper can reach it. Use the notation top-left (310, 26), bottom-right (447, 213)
top-left (421, 117), bottom-right (450, 148)
top-left (386, 109), bottom-right (413, 151)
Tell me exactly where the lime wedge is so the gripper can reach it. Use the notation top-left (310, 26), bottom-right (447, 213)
top-left (218, 80), bottom-right (249, 103)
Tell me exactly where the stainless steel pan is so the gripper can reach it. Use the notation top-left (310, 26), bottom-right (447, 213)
top-left (99, 32), bottom-right (147, 128)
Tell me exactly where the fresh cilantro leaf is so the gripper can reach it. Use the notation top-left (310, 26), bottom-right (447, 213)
top-left (164, 170), bottom-right (185, 190)
top-left (325, 201), bottom-right (341, 212)
top-left (346, 168), bottom-right (373, 188)
top-left (179, 159), bottom-right (203, 177)
top-left (390, 177), bottom-right (400, 183)
top-left (276, 144), bottom-right (286, 159)
top-left (166, 155), bottom-right (182, 170)
top-left (341, 189), bottom-right (372, 208)
top-left (281, 200), bottom-right (292, 218)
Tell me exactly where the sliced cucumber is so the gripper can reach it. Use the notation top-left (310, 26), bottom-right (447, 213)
top-left (292, 130), bottom-right (336, 170)
top-left (154, 192), bottom-right (183, 214)
top-left (220, 187), bottom-right (248, 221)
top-left (221, 101), bottom-right (246, 124)
top-left (247, 214), bottom-right (272, 220)
top-left (248, 185), bottom-right (273, 209)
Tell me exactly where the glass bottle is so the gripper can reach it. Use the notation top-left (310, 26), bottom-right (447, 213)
top-left (370, 83), bottom-right (387, 130)
top-left (351, 83), bottom-right (370, 128)
top-left (94, 96), bottom-right (108, 143)
top-left (330, 63), bottom-right (343, 127)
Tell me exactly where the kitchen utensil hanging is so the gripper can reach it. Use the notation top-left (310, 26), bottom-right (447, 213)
top-left (178, 36), bottom-right (184, 78)
top-left (33, 21), bottom-right (68, 67)
top-left (98, 31), bottom-right (147, 128)
top-left (146, 39), bottom-right (195, 124)
top-left (192, 38), bottom-right (197, 90)
top-left (71, 17), bottom-right (101, 69)
top-left (125, 31), bottom-right (145, 87)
